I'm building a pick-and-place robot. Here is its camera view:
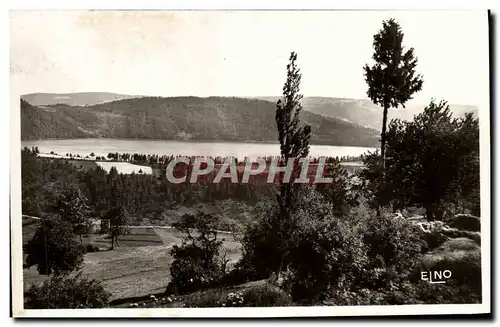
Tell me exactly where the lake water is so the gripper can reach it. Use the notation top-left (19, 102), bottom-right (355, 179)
top-left (21, 139), bottom-right (377, 160)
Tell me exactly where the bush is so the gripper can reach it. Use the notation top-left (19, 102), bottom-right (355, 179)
top-left (355, 211), bottom-right (425, 291)
top-left (242, 284), bottom-right (292, 307)
top-left (218, 263), bottom-right (261, 287)
top-left (281, 193), bottom-right (368, 304)
top-left (328, 279), bottom-right (481, 305)
top-left (166, 212), bottom-right (228, 295)
top-left (240, 189), bottom-right (359, 289)
top-left (184, 289), bottom-right (227, 308)
top-left (363, 212), bottom-right (425, 270)
top-left (24, 273), bottom-right (111, 309)
top-left (238, 201), bottom-right (284, 281)
top-left (184, 285), bottom-right (292, 308)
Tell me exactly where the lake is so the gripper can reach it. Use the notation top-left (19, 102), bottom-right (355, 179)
top-left (21, 139), bottom-right (377, 160)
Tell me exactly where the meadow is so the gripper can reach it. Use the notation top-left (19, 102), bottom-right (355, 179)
top-left (22, 216), bottom-right (242, 300)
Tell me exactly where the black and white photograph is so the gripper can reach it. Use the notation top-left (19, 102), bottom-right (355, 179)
top-left (10, 9), bottom-right (491, 317)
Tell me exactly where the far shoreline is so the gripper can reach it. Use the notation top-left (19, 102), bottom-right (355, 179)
top-left (21, 137), bottom-right (380, 149)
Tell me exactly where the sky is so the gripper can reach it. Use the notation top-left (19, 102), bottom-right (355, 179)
top-left (10, 10), bottom-right (490, 107)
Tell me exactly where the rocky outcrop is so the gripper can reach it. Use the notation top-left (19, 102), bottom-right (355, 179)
top-left (411, 218), bottom-right (481, 247)
top-left (448, 214), bottom-right (481, 232)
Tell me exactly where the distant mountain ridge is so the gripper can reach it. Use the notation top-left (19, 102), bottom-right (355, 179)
top-left (20, 96), bottom-right (380, 147)
top-left (254, 96), bottom-right (479, 130)
top-left (21, 92), bottom-right (140, 107)
top-left (21, 92), bottom-right (479, 132)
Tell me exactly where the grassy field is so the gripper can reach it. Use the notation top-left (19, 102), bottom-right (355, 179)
top-left (22, 220), bottom-right (242, 300)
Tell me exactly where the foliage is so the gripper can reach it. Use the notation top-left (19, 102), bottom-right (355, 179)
top-left (183, 284), bottom-right (292, 308)
top-left (275, 52), bottom-right (311, 162)
top-left (25, 216), bottom-right (86, 276)
top-left (328, 280), bottom-right (481, 305)
top-left (268, 51), bottom-right (313, 281)
top-left (51, 184), bottom-right (93, 242)
top-left (384, 100), bottom-right (480, 220)
top-left (357, 100), bottom-right (480, 220)
top-left (275, 51), bottom-right (311, 220)
top-left (24, 273), bottom-right (111, 309)
top-left (242, 284), bottom-right (292, 307)
top-left (238, 201), bottom-right (283, 280)
top-left (355, 150), bottom-right (388, 209)
top-left (183, 289), bottom-right (226, 308)
top-left (282, 202), bottom-right (367, 304)
top-left (317, 157), bottom-right (357, 216)
top-left (357, 212), bottom-right (425, 290)
top-left (166, 211), bottom-right (228, 295)
top-left (363, 18), bottom-right (424, 171)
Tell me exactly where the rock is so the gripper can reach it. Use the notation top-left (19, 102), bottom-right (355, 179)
top-left (450, 214), bottom-right (480, 232)
top-left (394, 212), bottom-right (404, 219)
top-left (436, 237), bottom-right (480, 253)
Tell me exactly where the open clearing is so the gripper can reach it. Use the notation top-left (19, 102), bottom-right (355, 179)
top-left (22, 220), bottom-right (242, 300)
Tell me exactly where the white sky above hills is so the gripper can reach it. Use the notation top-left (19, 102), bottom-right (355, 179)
top-left (10, 10), bottom-right (489, 108)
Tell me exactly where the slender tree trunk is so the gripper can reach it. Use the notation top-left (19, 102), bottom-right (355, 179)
top-left (111, 235), bottom-right (115, 250)
top-left (381, 105), bottom-right (389, 175)
top-left (376, 105), bottom-right (389, 217)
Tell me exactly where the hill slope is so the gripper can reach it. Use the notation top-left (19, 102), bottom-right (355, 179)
top-left (256, 96), bottom-right (479, 130)
top-left (21, 92), bottom-right (139, 107)
top-left (20, 96), bottom-right (380, 147)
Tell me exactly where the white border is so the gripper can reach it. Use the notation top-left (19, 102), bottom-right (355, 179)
top-left (8, 5), bottom-right (492, 319)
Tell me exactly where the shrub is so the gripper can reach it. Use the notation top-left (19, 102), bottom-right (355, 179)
top-left (282, 195), bottom-right (368, 304)
top-left (24, 273), bottom-right (111, 309)
top-left (242, 284), bottom-right (292, 307)
top-left (357, 211), bottom-right (425, 290)
top-left (166, 212), bottom-right (228, 295)
top-left (329, 279), bottom-right (481, 305)
top-left (218, 263), bottom-right (261, 287)
top-left (184, 289), bottom-right (226, 308)
top-left (183, 285), bottom-right (292, 308)
top-left (363, 212), bottom-right (425, 271)
top-left (240, 189), bottom-right (359, 288)
top-left (238, 201), bottom-right (284, 281)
